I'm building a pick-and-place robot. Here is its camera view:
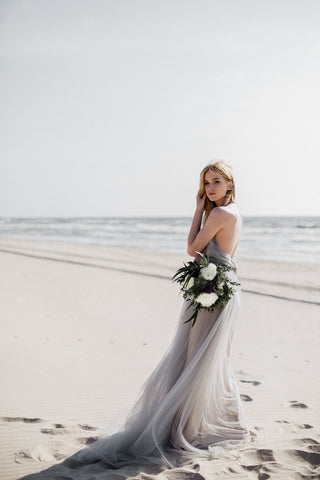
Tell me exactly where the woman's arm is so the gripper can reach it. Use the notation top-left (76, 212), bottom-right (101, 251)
top-left (187, 209), bottom-right (204, 257)
top-left (187, 194), bottom-right (225, 257)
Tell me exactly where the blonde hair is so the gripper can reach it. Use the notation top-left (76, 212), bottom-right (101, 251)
top-left (199, 160), bottom-right (235, 220)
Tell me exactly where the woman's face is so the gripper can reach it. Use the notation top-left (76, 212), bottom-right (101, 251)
top-left (204, 170), bottom-right (232, 205)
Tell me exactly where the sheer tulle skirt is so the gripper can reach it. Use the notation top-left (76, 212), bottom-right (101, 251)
top-left (66, 276), bottom-right (250, 470)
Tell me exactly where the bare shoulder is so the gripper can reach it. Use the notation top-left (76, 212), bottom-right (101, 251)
top-left (209, 204), bottom-right (240, 225)
top-left (207, 207), bottom-right (226, 224)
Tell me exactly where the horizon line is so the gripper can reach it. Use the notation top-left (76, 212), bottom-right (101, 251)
top-left (0, 214), bottom-right (319, 219)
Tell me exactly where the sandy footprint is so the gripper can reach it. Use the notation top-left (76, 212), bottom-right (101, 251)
top-left (38, 422), bottom-right (97, 434)
top-left (77, 423), bottom-right (97, 431)
top-left (240, 394), bottom-right (253, 402)
top-left (41, 427), bottom-right (67, 435)
top-left (285, 400), bottom-right (308, 409)
top-left (164, 468), bottom-right (205, 480)
top-left (294, 438), bottom-right (320, 453)
top-left (76, 436), bottom-right (99, 445)
top-left (15, 440), bottom-right (67, 463)
top-left (13, 420), bottom-right (99, 465)
top-left (274, 449), bottom-right (320, 471)
top-left (1, 416), bottom-right (43, 424)
top-left (240, 380), bottom-right (261, 386)
top-left (240, 448), bottom-right (276, 464)
top-left (275, 420), bottom-right (314, 432)
top-left (239, 448), bottom-right (280, 480)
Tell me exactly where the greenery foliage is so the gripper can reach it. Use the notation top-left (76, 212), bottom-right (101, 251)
top-left (172, 252), bottom-right (240, 326)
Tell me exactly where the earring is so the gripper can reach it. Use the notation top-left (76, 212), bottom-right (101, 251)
top-left (224, 189), bottom-right (232, 205)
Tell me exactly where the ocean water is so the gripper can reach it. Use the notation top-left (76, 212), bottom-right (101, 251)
top-left (0, 216), bottom-right (319, 263)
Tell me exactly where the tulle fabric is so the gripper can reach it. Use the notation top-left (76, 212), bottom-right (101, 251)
top-left (64, 237), bottom-right (250, 470)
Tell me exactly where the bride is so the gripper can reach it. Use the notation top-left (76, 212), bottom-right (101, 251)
top-left (21, 160), bottom-right (250, 478)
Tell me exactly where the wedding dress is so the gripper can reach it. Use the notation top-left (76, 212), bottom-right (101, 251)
top-left (20, 236), bottom-right (250, 478)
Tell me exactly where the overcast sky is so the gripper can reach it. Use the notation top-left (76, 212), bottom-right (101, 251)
top-left (1, 0), bottom-right (319, 217)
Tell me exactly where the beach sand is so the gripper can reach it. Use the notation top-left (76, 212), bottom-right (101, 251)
top-left (0, 237), bottom-right (319, 480)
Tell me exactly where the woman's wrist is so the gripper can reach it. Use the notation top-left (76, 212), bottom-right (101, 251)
top-left (195, 207), bottom-right (204, 215)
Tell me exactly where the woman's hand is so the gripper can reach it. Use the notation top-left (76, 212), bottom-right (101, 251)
top-left (196, 190), bottom-right (206, 212)
top-left (188, 191), bottom-right (209, 256)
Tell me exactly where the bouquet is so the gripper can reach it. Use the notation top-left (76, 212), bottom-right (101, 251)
top-left (172, 252), bottom-right (240, 326)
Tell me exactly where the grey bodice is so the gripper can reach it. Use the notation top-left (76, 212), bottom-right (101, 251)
top-left (204, 236), bottom-right (238, 274)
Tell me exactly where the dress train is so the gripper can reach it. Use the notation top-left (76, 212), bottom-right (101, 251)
top-left (62, 237), bottom-right (250, 471)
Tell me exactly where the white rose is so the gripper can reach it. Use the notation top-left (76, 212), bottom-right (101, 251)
top-left (208, 263), bottom-right (217, 275)
top-left (200, 264), bottom-right (217, 281)
top-left (195, 292), bottom-right (219, 307)
top-left (185, 277), bottom-right (195, 290)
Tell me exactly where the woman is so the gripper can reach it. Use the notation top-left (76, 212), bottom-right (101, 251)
top-left (21, 161), bottom-right (250, 479)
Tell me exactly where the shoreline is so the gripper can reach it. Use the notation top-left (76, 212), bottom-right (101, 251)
top-left (0, 229), bottom-right (319, 265)
top-left (0, 236), bottom-right (319, 305)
